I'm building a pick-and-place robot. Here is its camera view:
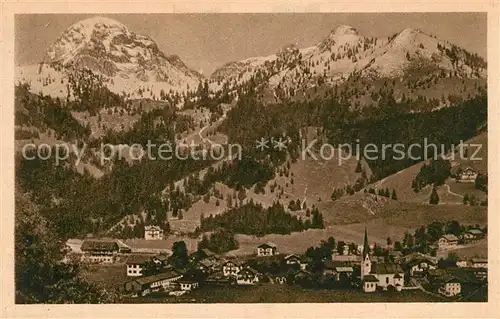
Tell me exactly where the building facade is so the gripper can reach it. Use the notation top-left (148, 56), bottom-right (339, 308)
top-left (144, 225), bottom-right (164, 240)
top-left (257, 243), bottom-right (278, 256)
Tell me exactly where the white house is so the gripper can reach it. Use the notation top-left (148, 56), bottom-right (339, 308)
top-left (124, 270), bottom-right (183, 296)
top-left (403, 253), bottom-right (438, 276)
top-left (222, 260), bottom-right (243, 277)
top-left (257, 242), bottom-right (278, 256)
top-left (126, 254), bottom-right (153, 277)
top-left (144, 225), bottom-right (164, 240)
top-left (439, 277), bottom-right (461, 297)
top-left (438, 234), bottom-right (459, 250)
top-left (178, 280), bottom-right (199, 291)
top-left (80, 239), bottom-right (119, 263)
top-left (470, 258), bottom-right (488, 269)
top-left (456, 167), bottom-right (478, 183)
top-left (462, 229), bottom-right (484, 243)
top-left (236, 267), bottom-right (260, 285)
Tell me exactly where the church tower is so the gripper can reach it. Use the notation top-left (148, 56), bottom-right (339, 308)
top-left (361, 227), bottom-right (371, 277)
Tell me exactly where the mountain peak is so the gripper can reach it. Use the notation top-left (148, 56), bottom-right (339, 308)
top-left (331, 25), bottom-right (359, 37)
top-left (67, 16), bottom-right (128, 38)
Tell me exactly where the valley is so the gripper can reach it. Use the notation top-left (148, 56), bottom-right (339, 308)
top-left (13, 14), bottom-right (488, 304)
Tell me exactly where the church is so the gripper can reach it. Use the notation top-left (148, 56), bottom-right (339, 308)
top-left (361, 228), bottom-right (405, 292)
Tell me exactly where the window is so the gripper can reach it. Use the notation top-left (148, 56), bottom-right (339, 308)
top-left (386, 277), bottom-right (389, 284)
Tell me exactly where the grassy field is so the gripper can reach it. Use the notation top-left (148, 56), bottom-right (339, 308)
top-left (436, 239), bottom-right (488, 259)
top-left (80, 264), bottom-right (128, 292)
top-left (124, 284), bottom-right (444, 303)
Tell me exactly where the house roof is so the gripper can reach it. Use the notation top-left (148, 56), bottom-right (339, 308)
top-left (200, 248), bottom-right (215, 257)
top-left (440, 275), bottom-right (461, 284)
top-left (403, 252), bottom-right (437, 264)
top-left (335, 267), bottom-right (354, 272)
top-left (324, 260), bottom-right (353, 269)
top-left (441, 234), bottom-right (459, 241)
top-left (363, 274), bottom-right (379, 282)
top-left (134, 270), bottom-right (182, 285)
top-left (284, 254), bottom-right (301, 260)
top-left (198, 259), bottom-right (217, 268)
top-left (258, 242), bottom-right (277, 249)
top-left (471, 258), bottom-right (488, 264)
top-left (371, 263), bottom-right (403, 275)
top-left (81, 239), bottom-right (119, 252)
top-left (332, 255), bottom-right (361, 262)
top-left (240, 267), bottom-right (259, 275)
top-left (468, 229), bottom-right (483, 235)
top-left (223, 260), bottom-right (242, 267)
top-left (126, 254), bottom-right (153, 265)
top-left (145, 225), bottom-right (162, 231)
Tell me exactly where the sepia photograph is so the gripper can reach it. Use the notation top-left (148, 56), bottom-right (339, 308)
top-left (5, 7), bottom-right (495, 313)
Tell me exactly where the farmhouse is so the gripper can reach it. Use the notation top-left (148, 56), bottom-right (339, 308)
top-left (403, 253), bottom-right (438, 276)
top-left (461, 229), bottom-right (484, 243)
top-left (222, 260), bottom-right (243, 277)
top-left (456, 166), bottom-right (478, 183)
top-left (80, 239), bottom-right (120, 263)
top-left (284, 254), bottom-right (301, 266)
top-left (126, 254), bottom-right (153, 277)
top-left (438, 276), bottom-right (461, 297)
top-left (178, 280), bottom-right (199, 291)
top-left (144, 225), bottom-right (164, 240)
top-left (236, 267), bottom-right (260, 285)
top-left (124, 270), bottom-right (183, 296)
top-left (470, 258), bottom-right (488, 269)
top-left (438, 234), bottom-right (459, 250)
top-left (323, 261), bottom-right (354, 281)
top-left (257, 242), bottom-right (278, 256)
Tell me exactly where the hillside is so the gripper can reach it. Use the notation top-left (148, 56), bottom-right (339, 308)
top-left (365, 131), bottom-right (487, 204)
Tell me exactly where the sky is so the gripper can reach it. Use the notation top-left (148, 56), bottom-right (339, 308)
top-left (15, 13), bottom-right (487, 76)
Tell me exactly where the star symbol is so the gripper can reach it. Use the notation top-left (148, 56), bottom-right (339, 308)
top-left (255, 137), bottom-right (270, 151)
top-left (272, 137), bottom-right (287, 151)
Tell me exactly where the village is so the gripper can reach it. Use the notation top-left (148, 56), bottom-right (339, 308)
top-left (68, 224), bottom-right (488, 302)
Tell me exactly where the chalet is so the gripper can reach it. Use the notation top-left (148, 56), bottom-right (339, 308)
top-left (236, 267), bottom-right (260, 285)
top-left (144, 225), bottom-right (164, 240)
top-left (124, 270), bottom-right (183, 296)
top-left (332, 254), bottom-right (362, 264)
top-left (189, 248), bottom-right (217, 263)
top-left (152, 253), bottom-right (170, 267)
top-left (80, 239), bottom-right (119, 263)
top-left (462, 229), bottom-right (484, 243)
top-left (403, 253), bottom-right (438, 276)
top-left (456, 167), bottom-right (478, 183)
top-left (196, 258), bottom-right (218, 274)
top-left (438, 234), bottom-right (459, 250)
top-left (323, 261), bottom-right (354, 281)
top-left (470, 258), bottom-right (488, 269)
top-left (257, 242), bottom-right (278, 256)
top-left (284, 254), bottom-right (302, 266)
top-left (438, 276), bottom-right (461, 297)
top-left (178, 280), bottom-right (199, 291)
top-left (222, 260), bottom-right (243, 277)
top-left (126, 254), bottom-right (153, 277)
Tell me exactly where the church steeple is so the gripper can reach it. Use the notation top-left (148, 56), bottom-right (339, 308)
top-left (362, 227), bottom-right (370, 257)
